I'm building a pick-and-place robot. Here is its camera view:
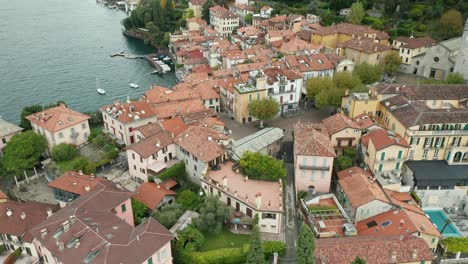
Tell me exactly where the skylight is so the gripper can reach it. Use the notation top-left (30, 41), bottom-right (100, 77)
top-left (381, 220), bottom-right (392, 227)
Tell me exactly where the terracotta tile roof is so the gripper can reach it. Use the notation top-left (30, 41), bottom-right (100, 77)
top-left (339, 37), bottom-right (392, 53)
top-left (133, 182), bottom-right (176, 209)
top-left (267, 30), bottom-right (293, 39)
top-left (182, 108), bottom-right (218, 124)
top-left (285, 53), bottom-right (334, 72)
top-left (356, 209), bottom-right (418, 236)
top-left (0, 201), bottom-right (59, 242)
top-left (405, 210), bottom-right (442, 238)
top-left (101, 100), bottom-right (157, 124)
top-left (160, 117), bottom-right (189, 136)
top-left (338, 172), bottom-right (390, 208)
top-left (192, 64), bottom-right (213, 74)
top-left (361, 128), bottom-right (410, 151)
top-left (210, 5), bottom-right (238, 19)
top-left (280, 37), bottom-right (311, 53)
top-left (267, 15), bottom-right (288, 23)
top-left (30, 186), bottom-right (173, 264)
top-left (352, 113), bottom-right (377, 130)
top-left (396, 37), bottom-right (436, 49)
top-left (194, 82), bottom-right (221, 100)
top-left (195, 117), bottom-right (225, 129)
top-left (151, 99), bottom-right (207, 119)
top-left (235, 61), bottom-right (268, 73)
top-left (263, 67), bottom-right (303, 84)
top-left (203, 161), bottom-right (283, 212)
top-left (314, 23), bottom-right (389, 40)
top-left (294, 122), bottom-right (335, 157)
top-left (237, 26), bottom-right (259, 36)
top-left (134, 122), bottom-right (164, 138)
top-left (27, 105), bottom-right (90, 133)
top-left (373, 83), bottom-right (468, 101)
top-left (0, 190), bottom-right (8, 200)
top-left (0, 119), bottom-right (23, 138)
top-left (184, 72), bottom-right (211, 83)
top-left (212, 68), bottom-right (234, 78)
top-left (322, 113), bottom-right (360, 135)
top-left (261, 5), bottom-right (272, 11)
top-left (190, 0), bottom-right (205, 5)
top-left (315, 235), bottom-right (435, 264)
top-left (222, 49), bottom-right (247, 60)
top-left (126, 131), bottom-right (174, 158)
top-left (336, 166), bottom-right (372, 180)
top-left (48, 171), bottom-right (115, 195)
top-left (175, 126), bottom-right (226, 162)
top-left (161, 179), bottom-right (178, 189)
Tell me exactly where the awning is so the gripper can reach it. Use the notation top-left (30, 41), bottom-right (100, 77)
top-left (147, 161), bottom-right (167, 173)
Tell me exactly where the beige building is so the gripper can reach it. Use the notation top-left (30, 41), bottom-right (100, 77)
top-left (0, 119), bottom-right (23, 155)
top-left (338, 37), bottom-right (392, 65)
top-left (322, 113), bottom-right (361, 148)
top-left (392, 37), bottom-right (436, 74)
top-left (189, 0), bottom-right (205, 18)
top-left (26, 105), bottom-right (90, 150)
top-left (209, 6), bottom-right (239, 36)
top-left (233, 70), bottom-right (268, 123)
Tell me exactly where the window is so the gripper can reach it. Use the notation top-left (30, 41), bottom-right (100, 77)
top-left (133, 165), bottom-right (136, 170)
top-left (58, 132), bottom-right (63, 139)
top-left (378, 164), bottom-right (383, 172)
top-left (194, 165), bottom-right (197, 171)
top-left (397, 150), bottom-right (403, 159)
top-left (121, 204), bottom-right (127, 212)
top-left (395, 162), bottom-right (400, 170)
top-left (433, 149), bottom-right (439, 159)
top-left (409, 150), bottom-right (415, 160)
top-left (1, 138), bottom-right (6, 144)
top-left (422, 149), bottom-right (428, 159)
top-left (82, 123), bottom-right (86, 129)
top-left (262, 213), bottom-right (276, 219)
top-left (416, 60), bottom-right (420, 65)
top-left (148, 257), bottom-right (153, 264)
top-left (380, 152), bottom-right (385, 161)
top-left (249, 94), bottom-right (252, 101)
top-left (132, 153), bottom-right (135, 160)
top-left (407, 50), bottom-right (410, 55)
top-left (140, 157), bottom-right (143, 163)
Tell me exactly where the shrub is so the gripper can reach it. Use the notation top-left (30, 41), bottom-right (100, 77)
top-left (298, 191), bottom-right (308, 200)
top-left (71, 157), bottom-right (90, 172)
top-left (336, 156), bottom-right (353, 171)
top-left (106, 148), bottom-right (120, 159)
top-left (442, 237), bottom-right (468, 254)
top-left (239, 151), bottom-right (286, 181)
top-left (153, 203), bottom-right (184, 228)
top-left (263, 241), bottom-right (286, 259)
top-left (84, 162), bottom-right (97, 174)
top-left (0, 244), bottom-right (5, 254)
top-left (177, 226), bottom-right (205, 251)
top-left (176, 189), bottom-right (203, 210)
top-left (158, 162), bottom-right (187, 181)
top-left (411, 191), bottom-right (421, 205)
top-left (51, 143), bottom-right (78, 162)
top-left (343, 148), bottom-right (358, 160)
top-left (190, 246), bottom-right (249, 264)
top-left (92, 134), bottom-right (106, 148)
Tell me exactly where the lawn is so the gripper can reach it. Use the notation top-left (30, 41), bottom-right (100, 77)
top-left (198, 229), bottom-right (250, 252)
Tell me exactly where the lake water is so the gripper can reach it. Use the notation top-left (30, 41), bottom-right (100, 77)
top-left (0, 0), bottom-right (176, 123)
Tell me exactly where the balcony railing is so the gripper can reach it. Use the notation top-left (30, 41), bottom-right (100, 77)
top-left (406, 129), bottom-right (468, 137)
top-left (268, 88), bottom-right (295, 95)
top-left (378, 157), bottom-right (405, 163)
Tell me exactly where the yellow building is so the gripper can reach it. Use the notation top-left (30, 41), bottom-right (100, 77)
top-left (341, 92), bottom-right (380, 118)
top-left (338, 38), bottom-right (392, 65)
top-left (310, 23), bottom-right (389, 50)
top-left (233, 72), bottom-right (268, 123)
top-left (322, 113), bottom-right (361, 148)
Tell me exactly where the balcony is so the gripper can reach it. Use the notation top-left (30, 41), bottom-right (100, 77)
top-left (406, 129), bottom-right (468, 137)
top-left (377, 157), bottom-right (405, 163)
top-left (268, 88), bottom-right (295, 96)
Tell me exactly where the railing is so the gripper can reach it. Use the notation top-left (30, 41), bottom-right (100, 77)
top-left (406, 129), bottom-right (468, 137)
top-left (268, 88), bottom-right (295, 95)
top-left (377, 157), bottom-right (405, 163)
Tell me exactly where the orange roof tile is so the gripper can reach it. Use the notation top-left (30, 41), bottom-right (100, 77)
top-left (48, 171), bottom-right (110, 195)
top-left (175, 126), bottom-right (226, 162)
top-left (362, 128), bottom-right (410, 151)
top-left (336, 166), bottom-right (372, 180)
top-left (101, 100), bottom-right (157, 124)
top-left (27, 105), bottom-right (90, 133)
top-left (145, 85), bottom-right (200, 104)
top-left (125, 131), bottom-right (174, 158)
top-left (134, 123), bottom-right (164, 138)
top-left (322, 113), bottom-right (360, 135)
top-left (151, 99), bottom-right (207, 119)
top-left (338, 173), bottom-right (390, 208)
top-left (194, 82), bottom-right (221, 100)
top-left (160, 117), bottom-right (189, 136)
top-left (294, 122), bottom-right (335, 157)
top-left (0, 191), bottom-right (8, 200)
top-left (352, 113), bottom-right (377, 129)
top-left (133, 182), bottom-right (176, 209)
top-left (356, 209), bottom-right (418, 236)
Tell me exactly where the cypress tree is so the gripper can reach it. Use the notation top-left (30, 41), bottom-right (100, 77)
top-left (246, 225), bottom-right (266, 264)
top-left (297, 224), bottom-right (315, 264)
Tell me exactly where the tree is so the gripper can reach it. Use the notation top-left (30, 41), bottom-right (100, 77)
top-left (347, 1), bottom-right (365, 25)
top-left (183, 8), bottom-right (194, 19)
top-left (440, 9), bottom-right (464, 39)
top-left (306, 76), bottom-right (334, 100)
top-left (176, 189), bottom-right (203, 210)
top-left (297, 224), bottom-right (315, 264)
top-left (248, 98), bottom-right (280, 128)
top-left (333, 71), bottom-right (362, 91)
top-left (132, 198), bottom-right (148, 225)
top-left (244, 13), bottom-right (253, 25)
top-left (153, 203), bottom-right (184, 229)
top-left (336, 156), bottom-right (353, 171)
top-left (3, 131), bottom-right (46, 174)
top-left (51, 143), bottom-right (77, 162)
top-left (239, 151), bottom-right (286, 181)
top-left (176, 225), bottom-right (205, 251)
top-left (202, 0), bottom-right (214, 24)
top-left (246, 225), bottom-right (265, 264)
top-left (195, 196), bottom-right (230, 234)
top-left (383, 52), bottom-right (402, 76)
top-left (384, 0), bottom-right (397, 17)
top-left (352, 256), bottom-right (367, 264)
top-left (353, 63), bottom-right (382, 85)
top-left (20, 105), bottom-right (43, 130)
top-left (445, 72), bottom-right (465, 84)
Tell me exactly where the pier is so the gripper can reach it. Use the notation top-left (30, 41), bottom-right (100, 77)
top-left (110, 51), bottom-right (173, 74)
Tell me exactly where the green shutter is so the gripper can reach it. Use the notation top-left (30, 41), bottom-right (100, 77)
top-left (397, 150), bottom-right (402, 159)
top-left (148, 257), bottom-right (153, 264)
top-left (249, 94), bottom-right (252, 101)
top-left (121, 204), bottom-right (126, 212)
top-left (395, 162), bottom-right (400, 170)
top-left (378, 164), bottom-right (383, 172)
top-left (380, 152), bottom-right (385, 161)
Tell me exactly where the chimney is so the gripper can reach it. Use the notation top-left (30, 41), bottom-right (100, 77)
top-left (58, 241), bottom-right (65, 252)
top-left (59, 103), bottom-right (66, 108)
top-left (223, 176), bottom-right (228, 190)
top-left (234, 190), bottom-right (238, 197)
top-left (245, 194), bottom-right (249, 202)
top-left (84, 185), bottom-right (91, 192)
top-left (391, 251), bottom-right (397, 262)
top-left (62, 220), bottom-right (71, 232)
top-left (255, 193), bottom-right (262, 209)
top-left (421, 224), bottom-right (426, 231)
top-left (6, 209), bottom-right (12, 217)
top-left (20, 212), bottom-right (26, 220)
top-left (267, 201), bottom-right (271, 210)
top-left (90, 174), bottom-right (95, 180)
top-left (400, 219), bottom-right (405, 226)
top-left (157, 184), bottom-right (161, 189)
top-left (72, 181), bottom-right (77, 186)
top-left (208, 136), bottom-right (212, 141)
top-left (47, 208), bottom-right (53, 217)
top-left (396, 86), bottom-right (400, 92)
top-left (156, 140), bottom-right (161, 148)
top-left (137, 235), bottom-right (140, 241)
top-left (40, 228), bottom-right (48, 239)
top-left (412, 249), bottom-right (418, 260)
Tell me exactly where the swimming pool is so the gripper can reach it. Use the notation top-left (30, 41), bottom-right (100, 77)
top-left (424, 209), bottom-right (462, 237)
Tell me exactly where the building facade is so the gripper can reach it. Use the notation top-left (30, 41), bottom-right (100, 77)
top-left (209, 6), bottom-right (239, 37)
top-left (0, 119), bottom-right (23, 155)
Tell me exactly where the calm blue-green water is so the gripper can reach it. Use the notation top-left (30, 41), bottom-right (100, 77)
top-left (424, 210), bottom-right (462, 237)
top-left (0, 0), bottom-right (176, 123)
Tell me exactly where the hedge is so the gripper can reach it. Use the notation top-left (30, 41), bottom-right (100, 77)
top-left (158, 162), bottom-right (186, 181)
top-left (442, 237), bottom-right (468, 253)
top-left (263, 241), bottom-right (286, 259)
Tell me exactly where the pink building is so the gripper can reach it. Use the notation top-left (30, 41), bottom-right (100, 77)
top-left (294, 122), bottom-right (336, 193)
top-left (0, 118), bottom-right (23, 155)
top-left (31, 183), bottom-right (174, 264)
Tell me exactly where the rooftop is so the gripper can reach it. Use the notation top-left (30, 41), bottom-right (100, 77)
top-left (338, 172), bottom-right (390, 208)
top-left (175, 126), bottom-right (227, 162)
top-left (361, 128), bottom-right (410, 151)
top-left (133, 181), bottom-right (177, 209)
top-left (336, 166), bottom-right (372, 180)
top-left (339, 37), bottom-right (392, 53)
top-left (405, 160), bottom-right (468, 187)
top-left (0, 119), bottom-right (23, 138)
top-left (27, 105), bottom-right (90, 132)
top-left (125, 130), bottom-right (174, 159)
top-left (396, 36), bottom-right (436, 49)
top-left (315, 235), bottom-right (435, 264)
top-left (294, 122), bottom-right (335, 157)
top-left (101, 100), bottom-right (156, 124)
top-left (352, 113), bottom-right (377, 130)
top-left (231, 127), bottom-right (284, 160)
top-left (373, 83), bottom-right (468, 101)
top-left (313, 23), bottom-right (389, 40)
top-left (322, 113), bottom-right (360, 135)
top-left (48, 171), bottom-right (114, 196)
top-left (203, 161), bottom-right (283, 212)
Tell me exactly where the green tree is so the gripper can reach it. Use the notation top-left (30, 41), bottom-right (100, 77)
top-left (383, 52), bottom-right (402, 76)
top-left (384, 0), bottom-right (397, 17)
top-left (132, 198), bottom-right (148, 225)
top-left (353, 63), bottom-right (382, 85)
top-left (202, 0), bottom-right (214, 24)
top-left (183, 8), bottom-right (195, 19)
top-left (20, 105), bottom-right (43, 130)
top-left (306, 76), bottom-right (334, 100)
top-left (440, 9), bottom-right (464, 39)
top-left (336, 156), bottom-right (353, 171)
top-left (352, 256), bottom-right (367, 264)
top-left (445, 72), bottom-right (465, 84)
top-left (195, 196), bottom-right (230, 234)
top-left (333, 71), bottom-right (362, 91)
top-left (347, 1), bottom-right (365, 25)
top-left (239, 151), bottom-right (286, 181)
top-left (248, 98), bottom-right (280, 128)
top-left (153, 203), bottom-right (184, 228)
top-left (176, 189), bottom-right (203, 210)
top-left (245, 13), bottom-right (253, 25)
top-left (176, 225), bottom-right (205, 251)
top-left (297, 224), bottom-right (315, 264)
top-left (51, 143), bottom-right (77, 162)
top-left (3, 131), bottom-right (47, 174)
top-left (246, 225), bottom-right (266, 264)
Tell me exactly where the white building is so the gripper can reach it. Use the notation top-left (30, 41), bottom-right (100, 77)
top-left (263, 67), bottom-right (304, 114)
top-left (26, 105), bottom-right (90, 150)
top-left (209, 6), bottom-right (239, 36)
top-left (0, 118), bottom-right (23, 155)
top-left (454, 17), bottom-right (468, 82)
top-left (201, 161), bottom-right (284, 234)
top-left (392, 37), bottom-right (436, 74)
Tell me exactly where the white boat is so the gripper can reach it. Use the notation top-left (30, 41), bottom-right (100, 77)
top-left (97, 88), bottom-right (106, 95)
top-left (162, 57), bottom-right (171, 62)
top-left (129, 83), bottom-right (139, 89)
